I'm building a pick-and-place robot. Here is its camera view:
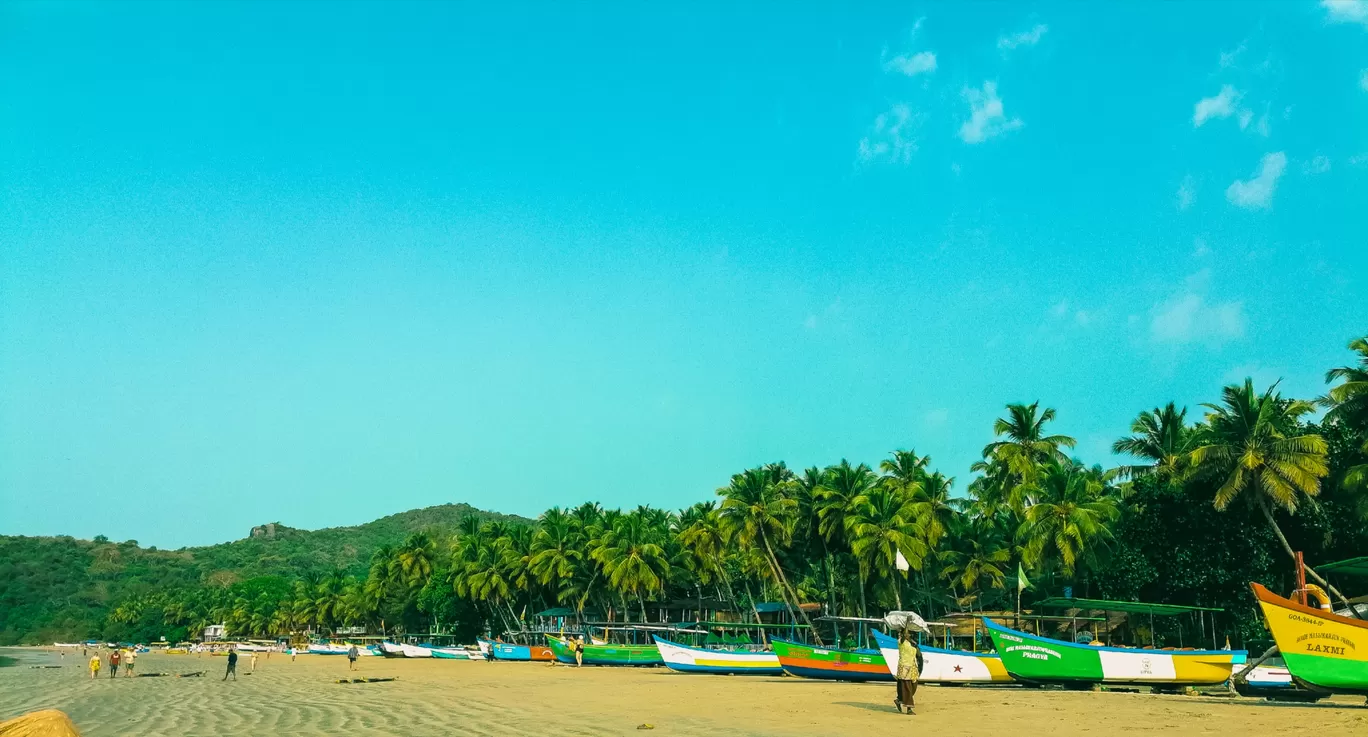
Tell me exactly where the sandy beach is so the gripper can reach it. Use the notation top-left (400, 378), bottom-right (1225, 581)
top-left (2, 648), bottom-right (1365, 737)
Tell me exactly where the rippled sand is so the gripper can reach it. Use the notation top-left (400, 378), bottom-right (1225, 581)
top-left (2, 647), bottom-right (1365, 736)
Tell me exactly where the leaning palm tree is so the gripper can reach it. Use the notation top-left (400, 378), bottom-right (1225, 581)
top-left (1112, 402), bottom-right (1195, 484)
top-left (1188, 379), bottom-right (1346, 605)
top-left (845, 486), bottom-right (926, 610)
top-left (1016, 461), bottom-right (1120, 578)
top-left (716, 466), bottom-right (821, 641)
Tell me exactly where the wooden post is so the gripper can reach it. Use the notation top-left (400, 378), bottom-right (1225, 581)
top-left (1295, 550), bottom-right (1308, 606)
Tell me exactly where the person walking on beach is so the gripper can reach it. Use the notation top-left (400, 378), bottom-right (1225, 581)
top-left (250, 652), bottom-right (258, 673)
top-left (894, 630), bottom-right (921, 715)
top-left (347, 645), bottom-right (359, 671)
top-left (223, 647), bottom-right (238, 681)
top-left (290, 647), bottom-right (297, 663)
top-left (123, 649), bottom-right (136, 677)
top-left (107, 649), bottom-right (121, 679)
top-left (88, 654), bottom-right (100, 679)
top-left (573, 638), bottom-right (584, 667)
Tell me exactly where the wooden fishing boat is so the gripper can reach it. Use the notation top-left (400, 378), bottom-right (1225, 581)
top-left (1251, 582), bottom-right (1368, 695)
top-left (398, 643), bottom-right (433, 658)
top-left (770, 638), bottom-right (892, 682)
top-left (545, 635), bottom-right (662, 666)
top-left (982, 618), bottom-right (1244, 687)
top-left (488, 642), bottom-right (556, 661)
top-left (870, 630), bottom-right (1011, 684)
top-left (651, 637), bottom-right (783, 675)
top-left (378, 642), bottom-right (405, 657)
top-left (428, 646), bottom-right (469, 660)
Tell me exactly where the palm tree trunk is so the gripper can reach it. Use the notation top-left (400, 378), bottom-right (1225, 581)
top-left (1257, 498), bottom-right (1360, 617)
top-left (759, 531), bottom-right (823, 645)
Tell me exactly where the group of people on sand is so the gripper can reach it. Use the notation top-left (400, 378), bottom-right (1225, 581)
top-left (86, 647), bottom-right (137, 679)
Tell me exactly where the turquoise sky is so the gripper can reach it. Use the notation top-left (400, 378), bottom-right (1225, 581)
top-left (2, 2), bottom-right (1366, 549)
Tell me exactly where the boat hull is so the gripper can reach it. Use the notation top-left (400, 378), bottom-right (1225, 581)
top-left (983, 618), bottom-right (1243, 687)
top-left (490, 643), bottom-right (556, 661)
top-left (1251, 582), bottom-right (1368, 695)
top-left (770, 638), bottom-right (892, 682)
top-left (652, 637), bottom-right (783, 675)
top-left (545, 635), bottom-right (662, 666)
top-left (870, 630), bottom-right (1011, 684)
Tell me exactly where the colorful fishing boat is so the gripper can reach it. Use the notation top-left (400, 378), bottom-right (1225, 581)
top-left (982, 618), bottom-right (1244, 687)
top-left (489, 641), bottom-right (556, 661)
top-left (651, 637), bottom-right (783, 675)
top-left (545, 635), bottom-right (662, 666)
top-left (1251, 582), bottom-right (1368, 695)
top-left (870, 630), bottom-right (1011, 684)
top-left (770, 638), bottom-right (892, 682)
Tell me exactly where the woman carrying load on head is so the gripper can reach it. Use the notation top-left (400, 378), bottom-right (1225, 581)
top-left (894, 630), bottom-right (921, 715)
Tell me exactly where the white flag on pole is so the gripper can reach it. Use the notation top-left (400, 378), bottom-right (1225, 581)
top-left (895, 549), bottom-right (910, 573)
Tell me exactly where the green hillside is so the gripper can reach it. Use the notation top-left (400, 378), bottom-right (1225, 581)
top-left (0, 503), bottom-right (529, 645)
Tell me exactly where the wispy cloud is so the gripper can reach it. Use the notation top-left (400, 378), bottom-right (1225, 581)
top-left (998, 24), bottom-right (1049, 52)
top-left (1150, 282), bottom-right (1246, 347)
top-left (1323, 0), bottom-right (1368, 27)
top-left (882, 18), bottom-right (937, 77)
top-left (923, 408), bottom-right (950, 427)
top-left (958, 82), bottom-right (1022, 144)
top-left (1177, 175), bottom-right (1196, 211)
top-left (1361, 69), bottom-right (1368, 90)
top-left (884, 51), bottom-right (937, 76)
top-left (1225, 152), bottom-right (1287, 209)
top-left (1303, 155), bottom-right (1332, 175)
top-left (1219, 41), bottom-right (1246, 69)
top-left (1193, 85), bottom-right (1242, 126)
top-left (857, 104), bottom-right (919, 164)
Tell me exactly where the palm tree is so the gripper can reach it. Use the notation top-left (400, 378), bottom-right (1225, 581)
top-left (593, 510), bottom-right (671, 620)
top-left (880, 449), bottom-right (929, 490)
top-left (1324, 336), bottom-right (1368, 517)
top-left (1016, 461), bottom-right (1120, 578)
top-left (911, 471), bottom-right (958, 550)
top-left (395, 532), bottom-right (436, 591)
top-left (717, 466), bottom-right (821, 641)
top-left (845, 486), bottom-right (926, 610)
top-left (1188, 379), bottom-right (1343, 604)
top-left (530, 507), bottom-right (586, 603)
top-left (1112, 403), bottom-right (1195, 484)
top-left (939, 516), bottom-right (1011, 600)
top-left (1323, 336), bottom-right (1368, 429)
top-left (982, 402), bottom-right (1077, 511)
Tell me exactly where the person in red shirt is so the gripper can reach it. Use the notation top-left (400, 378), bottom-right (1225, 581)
top-left (108, 649), bottom-right (121, 678)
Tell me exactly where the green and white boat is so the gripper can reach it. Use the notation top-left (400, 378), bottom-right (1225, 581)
top-left (983, 617), bottom-right (1244, 687)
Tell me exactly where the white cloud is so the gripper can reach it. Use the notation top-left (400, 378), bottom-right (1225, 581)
top-left (998, 24), bottom-right (1049, 52)
top-left (1225, 152), bottom-right (1287, 209)
top-left (1150, 293), bottom-right (1246, 346)
top-left (1193, 85), bottom-right (1242, 126)
top-left (1303, 155), bottom-right (1332, 175)
top-left (857, 104), bottom-right (919, 164)
top-left (1177, 175), bottom-right (1196, 211)
top-left (958, 82), bottom-right (1023, 144)
top-left (1323, 0), bottom-right (1368, 27)
top-left (1350, 153), bottom-right (1368, 166)
top-left (884, 50), bottom-right (937, 76)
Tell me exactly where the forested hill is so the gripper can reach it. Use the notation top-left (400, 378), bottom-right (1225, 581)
top-left (0, 503), bottom-right (530, 645)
